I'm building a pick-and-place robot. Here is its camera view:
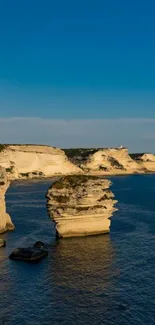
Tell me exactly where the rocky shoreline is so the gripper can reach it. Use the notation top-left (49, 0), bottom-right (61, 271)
top-left (0, 145), bottom-right (155, 181)
top-left (1, 144), bottom-right (155, 240)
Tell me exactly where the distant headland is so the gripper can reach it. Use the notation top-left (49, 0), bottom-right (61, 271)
top-left (0, 144), bottom-right (154, 180)
top-left (0, 143), bottom-right (155, 236)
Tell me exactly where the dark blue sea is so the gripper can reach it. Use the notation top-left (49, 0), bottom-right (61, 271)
top-left (1, 175), bottom-right (155, 325)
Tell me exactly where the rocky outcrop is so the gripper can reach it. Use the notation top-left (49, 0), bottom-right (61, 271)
top-left (0, 167), bottom-right (14, 233)
top-left (46, 175), bottom-right (117, 238)
top-left (139, 154), bottom-right (155, 172)
top-left (0, 145), bottom-right (82, 180)
top-left (9, 242), bottom-right (48, 262)
top-left (80, 148), bottom-right (148, 174)
top-left (141, 153), bottom-right (155, 162)
top-left (0, 239), bottom-right (6, 248)
top-left (0, 145), bottom-right (155, 180)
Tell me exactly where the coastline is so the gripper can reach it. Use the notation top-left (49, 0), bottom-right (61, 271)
top-left (8, 170), bottom-right (155, 182)
top-left (1, 145), bottom-right (155, 181)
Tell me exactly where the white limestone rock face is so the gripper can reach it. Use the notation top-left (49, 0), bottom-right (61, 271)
top-left (81, 148), bottom-right (146, 174)
top-left (0, 167), bottom-right (14, 233)
top-left (141, 154), bottom-right (155, 162)
top-left (140, 153), bottom-right (155, 172)
top-left (46, 175), bottom-right (117, 238)
top-left (0, 145), bottom-right (83, 180)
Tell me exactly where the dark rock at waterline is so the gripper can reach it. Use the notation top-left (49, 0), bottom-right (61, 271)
top-left (9, 242), bottom-right (48, 262)
top-left (33, 241), bottom-right (49, 250)
top-left (0, 239), bottom-right (6, 248)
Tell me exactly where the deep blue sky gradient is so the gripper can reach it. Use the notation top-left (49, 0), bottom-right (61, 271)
top-left (0, 0), bottom-right (155, 118)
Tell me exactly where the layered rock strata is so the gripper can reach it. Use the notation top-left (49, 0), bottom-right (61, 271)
top-left (0, 167), bottom-right (14, 233)
top-left (0, 145), bottom-right (82, 180)
top-left (139, 154), bottom-right (155, 172)
top-left (1, 145), bottom-right (155, 179)
top-left (80, 148), bottom-right (148, 174)
top-left (46, 175), bottom-right (117, 238)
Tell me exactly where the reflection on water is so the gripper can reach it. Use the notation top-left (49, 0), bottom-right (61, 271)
top-left (0, 236), bottom-right (116, 325)
top-left (44, 236), bottom-right (117, 325)
top-left (50, 235), bottom-right (114, 293)
top-left (1, 175), bottom-right (155, 324)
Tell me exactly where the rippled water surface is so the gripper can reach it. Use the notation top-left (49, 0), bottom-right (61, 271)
top-left (1, 175), bottom-right (155, 325)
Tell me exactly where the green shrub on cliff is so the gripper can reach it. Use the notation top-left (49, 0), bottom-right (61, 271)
top-left (53, 175), bottom-right (99, 190)
top-left (0, 144), bottom-right (7, 152)
top-left (6, 166), bottom-right (14, 173)
top-left (108, 157), bottom-right (124, 169)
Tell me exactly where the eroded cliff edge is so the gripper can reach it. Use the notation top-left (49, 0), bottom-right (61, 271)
top-left (0, 167), bottom-right (14, 233)
top-left (65, 147), bottom-right (155, 175)
top-left (46, 175), bottom-right (117, 238)
top-left (0, 145), bottom-right (82, 180)
top-left (81, 148), bottom-right (145, 174)
top-left (1, 145), bottom-right (155, 180)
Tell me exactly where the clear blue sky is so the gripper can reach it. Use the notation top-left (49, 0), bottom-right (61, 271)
top-left (0, 0), bottom-right (155, 119)
top-left (0, 1), bottom-right (155, 151)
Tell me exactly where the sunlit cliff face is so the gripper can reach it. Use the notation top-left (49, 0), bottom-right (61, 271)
top-left (80, 148), bottom-right (145, 174)
top-left (46, 175), bottom-right (117, 238)
top-left (0, 167), bottom-right (14, 233)
top-left (0, 145), bottom-right (83, 180)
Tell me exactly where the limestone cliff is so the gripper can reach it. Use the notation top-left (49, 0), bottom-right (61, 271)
top-left (80, 148), bottom-right (147, 174)
top-left (46, 175), bottom-right (117, 238)
top-left (139, 153), bottom-right (155, 172)
top-left (1, 145), bottom-right (155, 179)
top-left (0, 167), bottom-right (14, 233)
top-left (0, 145), bottom-right (82, 180)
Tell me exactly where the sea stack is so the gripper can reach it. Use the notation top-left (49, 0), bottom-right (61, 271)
top-left (0, 167), bottom-right (14, 233)
top-left (46, 175), bottom-right (117, 238)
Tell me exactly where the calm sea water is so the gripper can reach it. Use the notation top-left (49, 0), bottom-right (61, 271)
top-left (0, 175), bottom-right (155, 325)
